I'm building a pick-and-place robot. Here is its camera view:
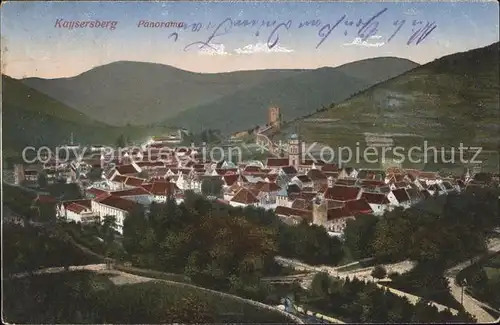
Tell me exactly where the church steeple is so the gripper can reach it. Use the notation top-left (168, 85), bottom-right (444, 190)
top-left (288, 133), bottom-right (300, 167)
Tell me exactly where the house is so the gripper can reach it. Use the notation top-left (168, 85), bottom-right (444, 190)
top-left (115, 163), bottom-right (142, 176)
top-left (344, 198), bottom-right (373, 215)
top-left (291, 175), bottom-right (312, 189)
top-left (312, 198), bottom-right (354, 234)
top-left (91, 195), bottom-right (141, 234)
top-left (229, 187), bottom-right (260, 207)
top-left (306, 168), bottom-right (328, 189)
top-left (357, 169), bottom-right (385, 181)
top-left (417, 171), bottom-right (441, 186)
top-left (275, 206), bottom-right (312, 225)
top-left (254, 181), bottom-right (282, 206)
top-left (266, 158), bottom-right (290, 170)
top-left (387, 188), bottom-right (411, 208)
top-left (110, 187), bottom-right (154, 205)
top-left (57, 199), bottom-right (96, 223)
top-left (296, 159), bottom-right (324, 174)
top-left (338, 167), bottom-right (357, 179)
top-left (360, 192), bottom-right (390, 215)
top-left (142, 181), bottom-right (182, 203)
top-left (323, 185), bottom-right (362, 201)
top-left (85, 187), bottom-right (109, 199)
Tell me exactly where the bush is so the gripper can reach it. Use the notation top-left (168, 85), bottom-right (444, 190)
top-left (388, 271), bottom-right (400, 280)
top-left (371, 265), bottom-right (387, 279)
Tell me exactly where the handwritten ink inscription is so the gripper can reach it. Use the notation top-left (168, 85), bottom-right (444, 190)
top-left (167, 8), bottom-right (437, 51)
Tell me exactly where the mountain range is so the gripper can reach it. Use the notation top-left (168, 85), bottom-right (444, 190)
top-left (274, 42), bottom-right (499, 169)
top-left (21, 58), bottom-right (418, 130)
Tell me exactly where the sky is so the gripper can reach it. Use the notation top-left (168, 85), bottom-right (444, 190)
top-left (1, 1), bottom-right (499, 78)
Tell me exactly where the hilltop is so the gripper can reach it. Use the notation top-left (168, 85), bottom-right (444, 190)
top-left (21, 58), bottom-right (416, 128)
top-left (274, 42), bottom-right (499, 168)
top-left (161, 57), bottom-right (418, 133)
top-left (22, 61), bottom-right (305, 126)
top-left (1, 75), bottom-right (153, 159)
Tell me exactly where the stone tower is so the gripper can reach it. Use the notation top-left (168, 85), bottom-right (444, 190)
top-left (268, 107), bottom-right (281, 128)
top-left (312, 197), bottom-right (328, 227)
top-left (288, 133), bottom-right (300, 167)
top-left (14, 164), bottom-right (25, 185)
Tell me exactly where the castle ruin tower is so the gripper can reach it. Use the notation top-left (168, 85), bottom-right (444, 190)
top-left (268, 107), bottom-right (281, 129)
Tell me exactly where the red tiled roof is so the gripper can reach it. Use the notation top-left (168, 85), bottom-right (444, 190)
top-left (393, 181), bottom-right (409, 189)
top-left (230, 188), bottom-right (259, 204)
top-left (299, 191), bottom-right (317, 201)
top-left (325, 199), bottom-right (345, 209)
top-left (307, 169), bottom-right (327, 181)
top-left (145, 181), bottom-right (179, 196)
top-left (111, 174), bottom-right (127, 183)
top-left (392, 188), bottom-right (410, 203)
top-left (62, 199), bottom-right (92, 209)
top-left (345, 198), bottom-right (373, 214)
top-left (266, 158), bottom-right (289, 167)
top-left (244, 165), bottom-right (261, 173)
top-left (361, 192), bottom-right (390, 204)
top-left (327, 206), bottom-right (353, 220)
top-left (266, 174), bottom-right (278, 182)
top-left (135, 161), bottom-right (165, 168)
top-left (335, 179), bottom-right (357, 186)
top-left (300, 159), bottom-right (324, 166)
top-left (116, 164), bottom-right (140, 175)
top-left (275, 206), bottom-right (313, 221)
top-left (321, 163), bottom-right (339, 172)
top-left (256, 181), bottom-right (281, 193)
top-left (125, 177), bottom-right (146, 187)
top-left (323, 171), bottom-right (339, 178)
top-left (36, 194), bottom-right (57, 203)
top-left (86, 187), bottom-right (109, 197)
top-left (291, 198), bottom-right (313, 210)
top-left (223, 174), bottom-right (239, 186)
top-left (295, 175), bottom-right (312, 183)
top-left (98, 195), bottom-right (140, 213)
top-left (111, 187), bottom-right (152, 197)
top-left (66, 203), bottom-right (90, 214)
top-left (324, 185), bottom-right (361, 201)
top-left (386, 167), bottom-right (403, 174)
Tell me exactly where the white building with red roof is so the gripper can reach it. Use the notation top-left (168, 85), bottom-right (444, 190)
top-left (57, 199), bottom-right (96, 223)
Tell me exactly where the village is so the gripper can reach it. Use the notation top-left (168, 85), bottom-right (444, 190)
top-left (10, 118), bottom-right (493, 237)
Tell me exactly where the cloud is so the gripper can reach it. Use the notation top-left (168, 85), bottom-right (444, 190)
top-left (198, 43), bottom-right (231, 56)
top-left (234, 42), bottom-right (294, 54)
top-left (343, 35), bottom-right (385, 47)
top-left (404, 8), bottom-right (421, 16)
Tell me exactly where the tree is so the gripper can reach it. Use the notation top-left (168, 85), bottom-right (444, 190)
top-left (310, 272), bottom-right (331, 298)
top-left (102, 215), bottom-right (117, 244)
top-left (116, 134), bottom-right (126, 148)
top-left (371, 265), bottom-right (387, 280)
top-left (344, 214), bottom-right (378, 259)
top-left (37, 172), bottom-right (48, 188)
top-left (165, 294), bottom-right (215, 323)
top-left (200, 177), bottom-right (224, 198)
